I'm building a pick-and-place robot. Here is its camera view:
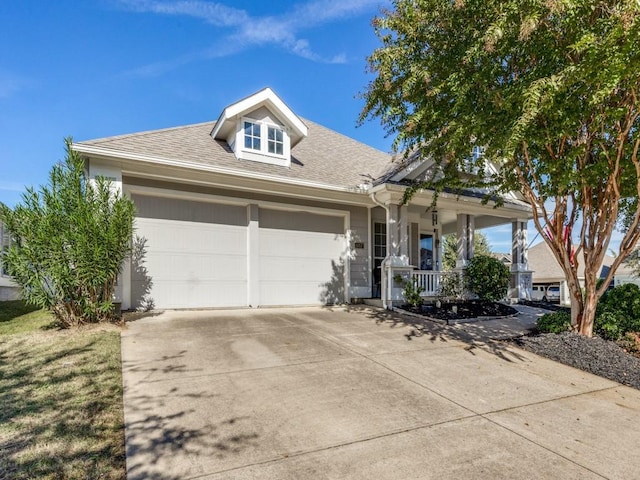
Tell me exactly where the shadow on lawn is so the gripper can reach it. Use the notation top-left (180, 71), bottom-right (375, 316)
top-left (122, 352), bottom-right (260, 480)
top-left (336, 304), bottom-right (529, 363)
top-left (0, 334), bottom-right (126, 480)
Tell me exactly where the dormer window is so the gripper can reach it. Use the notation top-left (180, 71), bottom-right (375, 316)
top-left (268, 126), bottom-right (284, 155)
top-left (244, 121), bottom-right (261, 151)
top-left (211, 88), bottom-right (308, 168)
top-left (237, 117), bottom-right (289, 166)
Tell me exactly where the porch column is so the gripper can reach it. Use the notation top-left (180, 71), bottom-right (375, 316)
top-left (456, 214), bottom-right (475, 269)
top-left (509, 219), bottom-right (532, 302)
top-left (387, 203), bottom-right (399, 257)
top-left (399, 204), bottom-right (409, 259)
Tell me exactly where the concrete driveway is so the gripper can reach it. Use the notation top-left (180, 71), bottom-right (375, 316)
top-left (121, 306), bottom-right (640, 479)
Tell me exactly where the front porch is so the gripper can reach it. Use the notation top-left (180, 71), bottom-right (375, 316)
top-left (367, 184), bottom-right (533, 308)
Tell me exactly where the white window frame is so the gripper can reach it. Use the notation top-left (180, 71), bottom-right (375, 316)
top-left (267, 125), bottom-right (284, 156)
top-left (237, 117), bottom-right (290, 167)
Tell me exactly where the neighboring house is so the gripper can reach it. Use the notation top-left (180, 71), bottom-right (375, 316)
top-left (491, 252), bottom-right (512, 266)
top-left (527, 242), bottom-right (616, 305)
top-left (612, 260), bottom-right (640, 288)
top-left (73, 88), bottom-right (532, 310)
top-left (0, 221), bottom-right (20, 301)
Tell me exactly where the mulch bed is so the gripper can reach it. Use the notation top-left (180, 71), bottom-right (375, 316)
top-left (511, 332), bottom-right (640, 389)
top-left (398, 300), bottom-right (518, 321)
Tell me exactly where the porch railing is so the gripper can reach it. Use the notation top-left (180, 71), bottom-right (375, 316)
top-left (411, 270), bottom-right (454, 297)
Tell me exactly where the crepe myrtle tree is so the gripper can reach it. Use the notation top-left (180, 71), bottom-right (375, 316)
top-left (360, 0), bottom-right (640, 337)
top-left (0, 138), bottom-right (135, 327)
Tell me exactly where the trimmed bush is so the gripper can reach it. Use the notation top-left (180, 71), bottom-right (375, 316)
top-left (595, 283), bottom-right (640, 340)
top-left (402, 277), bottom-right (424, 308)
top-left (537, 310), bottom-right (571, 333)
top-left (464, 255), bottom-right (510, 301)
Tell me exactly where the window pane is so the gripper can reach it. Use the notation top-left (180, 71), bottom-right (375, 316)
top-left (275, 143), bottom-right (283, 155)
top-left (268, 128), bottom-right (275, 140)
top-left (244, 121), bottom-right (261, 151)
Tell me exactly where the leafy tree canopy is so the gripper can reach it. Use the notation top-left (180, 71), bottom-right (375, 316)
top-left (361, 0), bottom-right (640, 336)
top-left (0, 139), bottom-right (135, 327)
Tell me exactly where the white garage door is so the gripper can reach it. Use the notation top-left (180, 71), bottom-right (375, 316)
top-left (132, 195), bottom-right (248, 309)
top-left (259, 208), bottom-right (346, 305)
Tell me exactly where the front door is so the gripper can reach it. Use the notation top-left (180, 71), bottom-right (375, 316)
top-left (373, 222), bottom-right (386, 297)
top-left (420, 234), bottom-right (433, 271)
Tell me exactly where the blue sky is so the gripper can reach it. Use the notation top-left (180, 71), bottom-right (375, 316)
top-left (0, 0), bottom-right (539, 252)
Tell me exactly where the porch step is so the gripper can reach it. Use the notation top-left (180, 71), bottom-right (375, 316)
top-left (363, 298), bottom-right (384, 308)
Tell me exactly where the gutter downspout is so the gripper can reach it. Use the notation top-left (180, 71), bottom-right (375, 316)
top-left (370, 190), bottom-right (391, 309)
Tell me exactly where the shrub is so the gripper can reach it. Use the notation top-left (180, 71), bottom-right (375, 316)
top-left (402, 277), bottom-right (424, 308)
top-left (0, 139), bottom-right (135, 327)
top-left (464, 255), bottom-right (510, 301)
top-left (438, 271), bottom-right (464, 300)
top-left (537, 310), bottom-right (571, 333)
top-left (595, 283), bottom-right (640, 340)
top-left (619, 332), bottom-right (640, 356)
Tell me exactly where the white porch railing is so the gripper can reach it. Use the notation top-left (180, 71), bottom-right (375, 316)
top-left (412, 270), bottom-right (455, 297)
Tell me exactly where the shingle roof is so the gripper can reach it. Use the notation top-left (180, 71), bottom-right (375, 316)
top-left (528, 242), bottom-right (614, 282)
top-left (76, 118), bottom-right (396, 189)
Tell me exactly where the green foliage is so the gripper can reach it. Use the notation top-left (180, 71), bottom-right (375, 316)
top-left (595, 283), bottom-right (640, 340)
top-left (401, 277), bottom-right (424, 308)
top-left (464, 255), bottom-right (510, 301)
top-left (442, 232), bottom-right (493, 271)
top-left (438, 272), bottom-right (464, 300)
top-left (360, 0), bottom-right (640, 336)
top-left (537, 310), bottom-right (571, 334)
top-left (0, 139), bottom-right (135, 328)
top-left (619, 331), bottom-right (640, 356)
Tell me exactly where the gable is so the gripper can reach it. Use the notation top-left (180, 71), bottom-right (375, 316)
top-left (211, 88), bottom-right (308, 168)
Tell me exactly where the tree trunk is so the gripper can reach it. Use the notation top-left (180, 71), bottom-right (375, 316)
top-left (579, 292), bottom-right (597, 337)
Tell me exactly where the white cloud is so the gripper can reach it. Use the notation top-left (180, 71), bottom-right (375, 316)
top-left (0, 181), bottom-right (26, 193)
top-left (0, 72), bottom-right (33, 99)
top-left (116, 0), bottom-right (383, 76)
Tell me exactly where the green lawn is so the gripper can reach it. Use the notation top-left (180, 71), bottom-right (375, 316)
top-left (0, 301), bottom-right (126, 479)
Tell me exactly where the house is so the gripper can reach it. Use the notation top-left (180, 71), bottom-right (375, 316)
top-left (0, 221), bottom-right (20, 301)
top-left (72, 88), bottom-right (533, 310)
top-left (527, 241), bottom-right (616, 305)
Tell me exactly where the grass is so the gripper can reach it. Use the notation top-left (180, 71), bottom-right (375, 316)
top-left (0, 301), bottom-right (126, 479)
top-left (0, 300), bottom-right (56, 335)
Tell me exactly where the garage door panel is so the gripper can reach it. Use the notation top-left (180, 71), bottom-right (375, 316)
top-left (138, 219), bottom-right (246, 256)
top-left (258, 208), bottom-right (345, 306)
top-left (260, 230), bottom-right (344, 258)
top-left (260, 256), bottom-right (341, 282)
top-left (145, 252), bottom-right (247, 282)
top-left (142, 280), bottom-right (247, 309)
top-left (133, 197), bottom-right (247, 309)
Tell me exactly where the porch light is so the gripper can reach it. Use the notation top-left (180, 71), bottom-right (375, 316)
top-left (432, 210), bottom-right (438, 226)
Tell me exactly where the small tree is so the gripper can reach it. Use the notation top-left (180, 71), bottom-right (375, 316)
top-left (0, 139), bottom-right (135, 327)
top-left (464, 255), bottom-right (510, 302)
top-left (442, 231), bottom-right (492, 271)
top-left (360, 0), bottom-right (640, 336)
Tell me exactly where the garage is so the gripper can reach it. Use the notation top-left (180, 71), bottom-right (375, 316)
top-left (132, 195), bottom-right (249, 309)
top-left (258, 208), bottom-right (347, 306)
top-left (129, 194), bottom-right (347, 309)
